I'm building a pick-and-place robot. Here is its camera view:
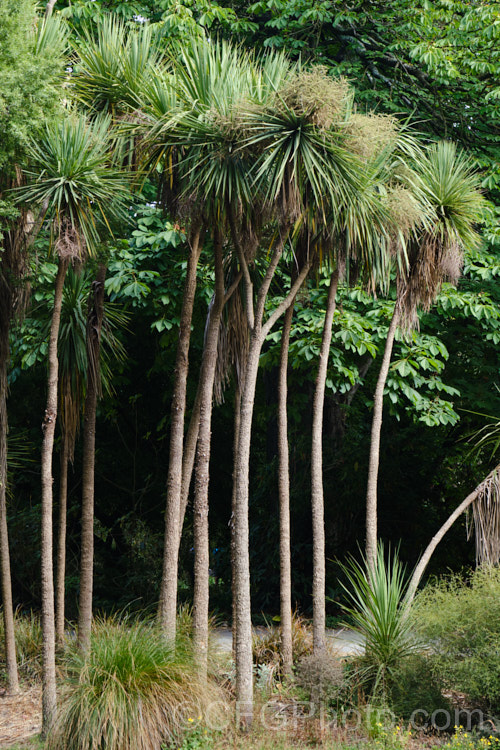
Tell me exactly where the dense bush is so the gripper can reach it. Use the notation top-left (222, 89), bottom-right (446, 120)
top-left (415, 567), bottom-right (500, 713)
top-left (388, 653), bottom-right (450, 721)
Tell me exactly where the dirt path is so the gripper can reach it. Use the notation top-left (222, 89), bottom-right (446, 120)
top-left (0, 685), bottom-right (41, 748)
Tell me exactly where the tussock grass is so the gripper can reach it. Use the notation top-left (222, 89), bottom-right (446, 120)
top-left (48, 615), bottom-right (228, 750)
top-left (0, 609), bottom-right (42, 682)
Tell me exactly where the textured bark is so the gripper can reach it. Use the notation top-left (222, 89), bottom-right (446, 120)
top-left (365, 306), bottom-right (399, 571)
top-left (159, 226), bottom-right (203, 637)
top-left (41, 256), bottom-right (68, 735)
top-left (55, 430), bottom-right (69, 646)
top-left (0, 327), bottom-right (19, 695)
top-left (311, 270), bottom-right (339, 655)
top-left (277, 299), bottom-right (295, 676)
top-left (230, 384), bottom-right (241, 661)
top-left (179, 388), bottom-right (202, 530)
top-left (232, 237), bottom-right (311, 725)
top-left (77, 264), bottom-right (106, 651)
top-left (233, 337), bottom-right (261, 726)
top-left (193, 234), bottom-right (225, 675)
top-left (407, 462), bottom-right (500, 602)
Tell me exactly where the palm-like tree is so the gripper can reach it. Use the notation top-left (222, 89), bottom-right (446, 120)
top-left (0, 6), bottom-right (67, 697)
top-left (226, 66), bottom-right (376, 720)
top-left (365, 140), bottom-right (485, 570)
top-left (18, 113), bottom-right (128, 733)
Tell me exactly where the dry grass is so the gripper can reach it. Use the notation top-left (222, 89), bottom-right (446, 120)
top-left (252, 612), bottom-right (314, 681)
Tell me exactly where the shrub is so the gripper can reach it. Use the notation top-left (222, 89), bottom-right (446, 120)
top-left (295, 652), bottom-right (344, 705)
top-left (415, 566), bottom-right (500, 713)
top-left (388, 653), bottom-right (450, 721)
top-left (48, 616), bottom-right (228, 750)
top-left (252, 612), bottom-right (313, 680)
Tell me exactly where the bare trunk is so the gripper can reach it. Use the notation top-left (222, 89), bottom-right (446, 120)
top-left (232, 237), bottom-right (311, 725)
top-left (407, 463), bottom-right (500, 602)
top-left (159, 226), bottom-right (203, 637)
top-left (41, 256), bottom-right (68, 735)
top-left (311, 270), bottom-right (339, 654)
top-left (193, 234), bottom-right (225, 675)
top-left (233, 336), bottom-right (261, 727)
top-left (0, 328), bottom-right (19, 695)
top-left (179, 388), bottom-right (201, 530)
top-left (365, 305), bottom-right (399, 571)
top-left (277, 299), bottom-right (295, 676)
top-left (78, 264), bottom-right (106, 651)
top-left (55, 430), bottom-right (69, 646)
top-left (231, 383), bottom-right (241, 660)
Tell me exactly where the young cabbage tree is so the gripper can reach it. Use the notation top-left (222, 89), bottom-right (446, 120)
top-left (18, 113), bottom-right (129, 732)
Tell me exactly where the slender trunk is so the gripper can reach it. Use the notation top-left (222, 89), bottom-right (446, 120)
top-left (193, 234), bottom-right (225, 675)
top-left (232, 239), bottom-right (311, 725)
top-left (0, 324), bottom-right (19, 695)
top-left (277, 299), bottom-right (295, 676)
top-left (311, 269), bottom-right (339, 655)
top-left (41, 256), bottom-right (68, 735)
top-left (55, 430), bottom-right (69, 646)
top-left (407, 463), bottom-right (500, 602)
top-left (233, 335), bottom-right (261, 727)
top-left (179, 388), bottom-right (201, 530)
top-left (159, 226), bottom-right (203, 637)
top-left (231, 383), bottom-right (241, 661)
top-left (365, 305), bottom-right (400, 571)
top-left (78, 264), bottom-right (106, 651)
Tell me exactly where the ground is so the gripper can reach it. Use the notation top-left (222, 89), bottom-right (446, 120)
top-left (0, 686), bottom-right (41, 748)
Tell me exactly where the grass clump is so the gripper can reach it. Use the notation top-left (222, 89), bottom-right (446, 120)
top-left (48, 615), bottom-right (228, 750)
top-left (0, 609), bottom-right (42, 682)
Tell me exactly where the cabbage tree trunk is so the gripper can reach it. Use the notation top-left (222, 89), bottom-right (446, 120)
top-left (311, 269), bottom-right (339, 654)
top-left (232, 232), bottom-right (311, 725)
top-left (0, 324), bottom-right (19, 695)
top-left (78, 263), bottom-right (106, 651)
top-left (159, 225), bottom-right (203, 637)
top-left (277, 298), bottom-right (295, 676)
top-left (365, 305), bottom-right (399, 571)
top-left (55, 429), bottom-right (69, 646)
top-left (192, 233), bottom-right (225, 674)
top-left (41, 256), bottom-right (68, 734)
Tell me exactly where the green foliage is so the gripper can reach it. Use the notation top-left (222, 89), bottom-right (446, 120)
top-left (414, 567), bottom-right (500, 712)
top-left (339, 544), bottom-right (417, 701)
top-left (0, 0), bottom-right (65, 175)
top-left (48, 616), bottom-right (227, 750)
top-left (388, 653), bottom-right (449, 722)
top-left (18, 113), bottom-right (130, 255)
